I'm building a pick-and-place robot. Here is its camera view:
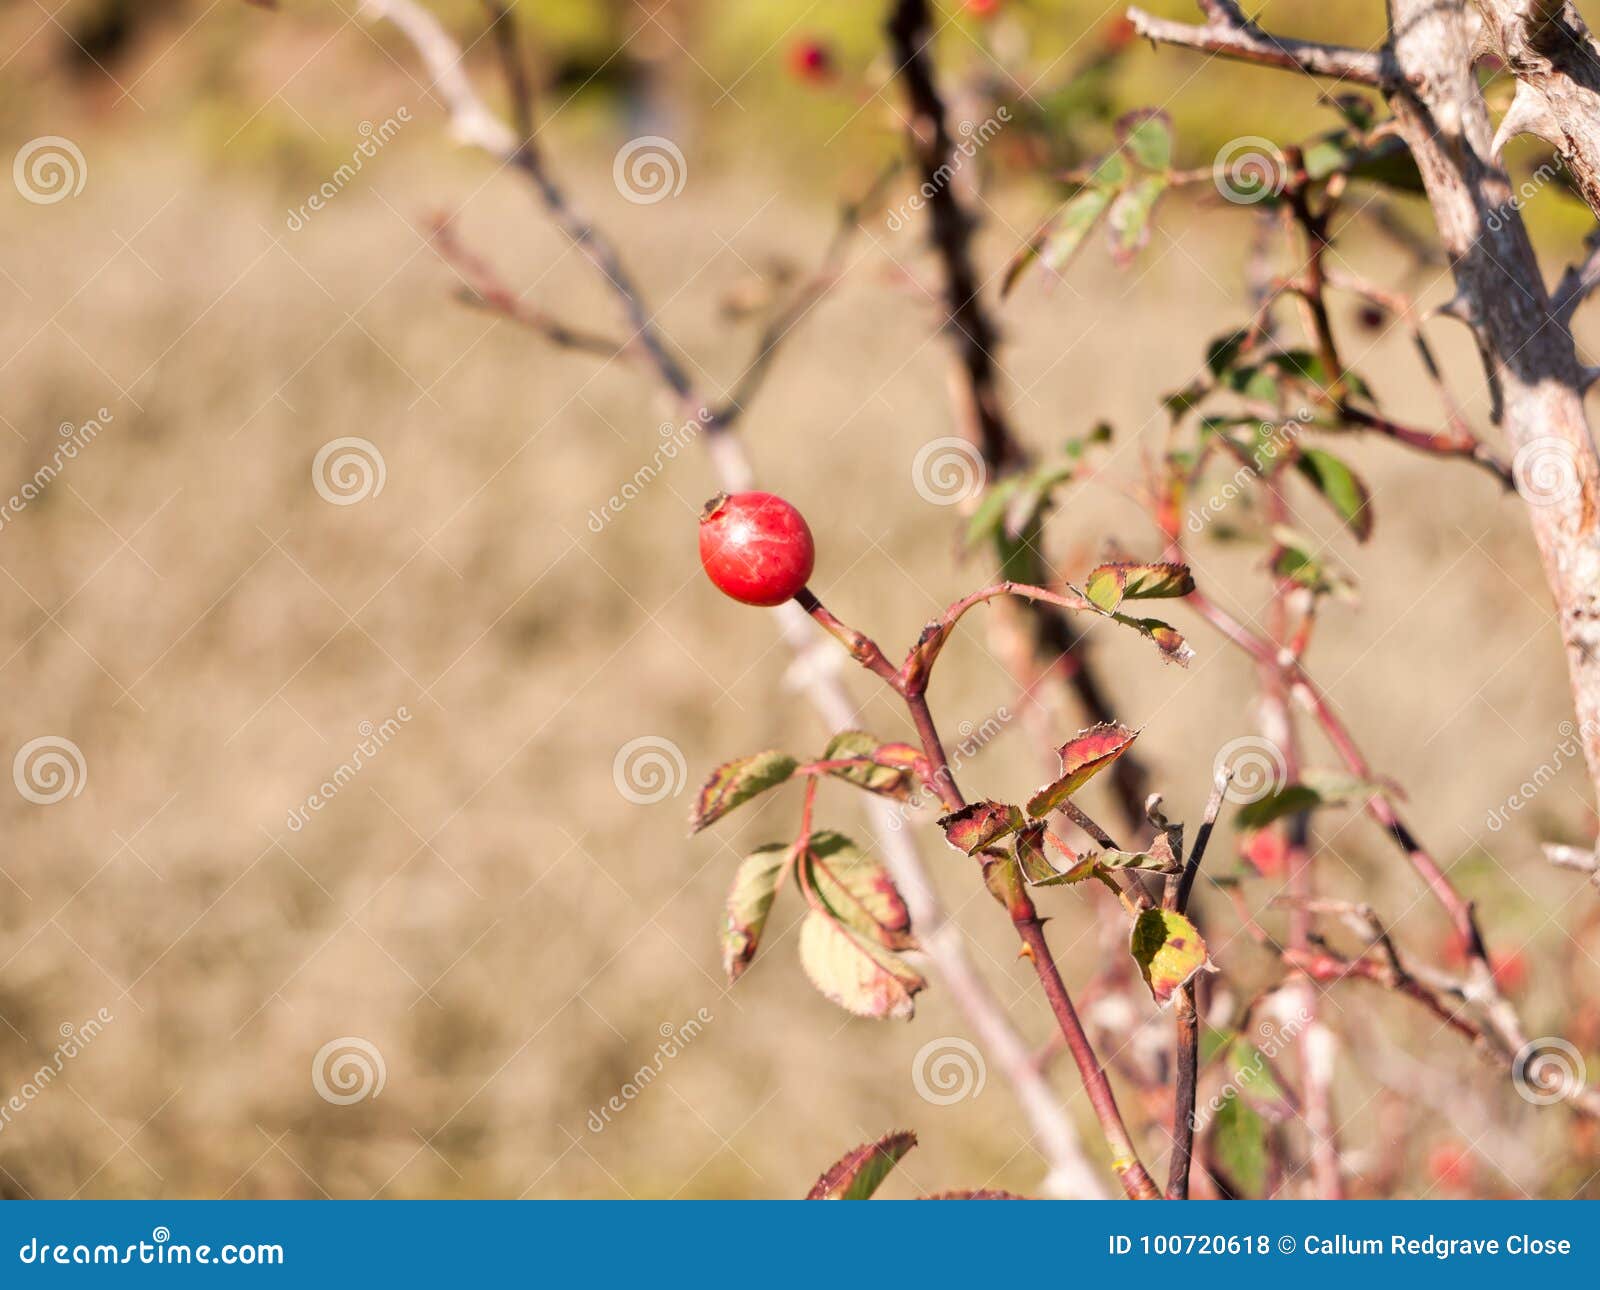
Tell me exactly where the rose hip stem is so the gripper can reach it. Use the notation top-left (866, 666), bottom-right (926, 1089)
top-left (796, 584), bottom-right (1161, 1200)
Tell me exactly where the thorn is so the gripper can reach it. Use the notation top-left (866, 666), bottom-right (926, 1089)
top-left (1491, 83), bottom-right (1559, 160)
top-left (1018, 942), bottom-right (1036, 962)
top-left (1431, 290), bottom-right (1481, 330)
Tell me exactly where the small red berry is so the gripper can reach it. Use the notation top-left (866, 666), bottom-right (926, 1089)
top-left (699, 492), bottom-right (816, 607)
top-left (787, 40), bottom-right (834, 84)
top-left (1102, 15), bottom-right (1137, 52)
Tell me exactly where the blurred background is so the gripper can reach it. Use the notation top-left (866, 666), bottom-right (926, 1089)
top-left (1, 0), bottom-right (1598, 1199)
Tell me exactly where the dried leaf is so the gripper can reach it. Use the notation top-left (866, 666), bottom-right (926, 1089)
top-left (806, 1130), bottom-right (917, 1200)
top-left (805, 831), bottom-right (913, 949)
top-left (798, 911), bottom-right (925, 1020)
top-left (689, 750), bottom-right (798, 833)
top-left (937, 800), bottom-right (1026, 854)
top-left (1025, 723), bottom-right (1139, 818)
top-left (1130, 908), bottom-right (1210, 1006)
top-left (721, 842), bottom-right (792, 983)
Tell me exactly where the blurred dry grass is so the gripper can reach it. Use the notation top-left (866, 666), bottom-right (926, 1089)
top-left (0, 0), bottom-right (1597, 1199)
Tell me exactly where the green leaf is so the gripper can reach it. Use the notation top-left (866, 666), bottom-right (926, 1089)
top-left (690, 750), bottom-right (798, 833)
top-left (804, 831), bottom-right (913, 949)
top-left (1130, 908), bottom-right (1210, 1006)
top-left (1084, 561), bottom-right (1194, 613)
top-left (1014, 823), bottom-right (1097, 886)
top-left (1118, 109), bottom-right (1173, 171)
top-left (798, 910), bottom-right (925, 1020)
top-left (821, 732), bottom-right (920, 800)
top-left (1002, 186), bottom-right (1115, 297)
top-left (721, 843), bottom-right (793, 983)
top-left (937, 800), bottom-right (1026, 854)
top-left (1205, 329), bottom-right (1252, 378)
top-left (1236, 772), bottom-right (1377, 828)
top-left (806, 1130), bottom-right (918, 1200)
top-left (1107, 174), bottom-right (1167, 268)
top-left (1026, 723), bottom-right (1139, 818)
top-left (1295, 447), bottom-right (1373, 541)
top-left (1209, 1095), bottom-right (1268, 1197)
top-left (1094, 847), bottom-right (1182, 873)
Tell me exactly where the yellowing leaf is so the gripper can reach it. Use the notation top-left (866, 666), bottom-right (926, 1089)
top-left (1084, 561), bottom-right (1195, 614)
top-left (720, 842), bottom-right (792, 983)
top-left (805, 831), bottom-right (912, 949)
top-left (1130, 908), bottom-right (1210, 1006)
top-left (821, 731), bottom-right (919, 801)
top-left (689, 750), bottom-right (798, 833)
top-left (798, 911), bottom-right (925, 1021)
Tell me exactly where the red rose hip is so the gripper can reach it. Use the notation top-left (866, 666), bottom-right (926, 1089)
top-left (699, 492), bottom-right (815, 606)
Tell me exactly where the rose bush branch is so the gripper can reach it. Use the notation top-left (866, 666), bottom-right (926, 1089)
top-left (358, 0), bottom-right (1111, 1196)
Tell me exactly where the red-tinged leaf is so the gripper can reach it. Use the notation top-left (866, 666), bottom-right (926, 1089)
top-left (1113, 613), bottom-right (1194, 667)
top-left (1014, 823), bottom-right (1056, 883)
top-left (1295, 447), bottom-right (1373, 542)
top-left (689, 750), bottom-right (798, 833)
top-left (919, 1189), bottom-right (1029, 1200)
top-left (937, 800), bottom-right (1025, 854)
top-left (821, 731), bottom-right (919, 800)
top-left (1026, 723), bottom-right (1139, 818)
top-left (798, 911), bottom-right (925, 1020)
top-left (1084, 561), bottom-right (1195, 614)
top-left (721, 842), bottom-right (793, 983)
top-left (981, 852), bottom-right (1027, 915)
top-left (805, 831), bottom-right (913, 949)
top-left (1130, 908), bottom-right (1211, 1006)
top-left (1015, 823), bottom-right (1095, 885)
top-left (806, 1130), bottom-right (917, 1200)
